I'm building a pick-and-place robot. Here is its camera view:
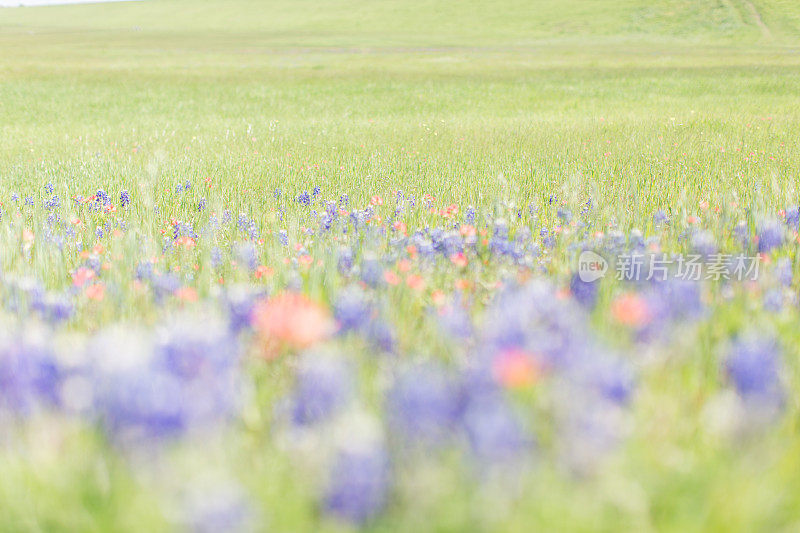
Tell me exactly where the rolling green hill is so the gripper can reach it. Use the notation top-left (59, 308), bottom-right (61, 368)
top-left (1, 0), bottom-right (799, 47)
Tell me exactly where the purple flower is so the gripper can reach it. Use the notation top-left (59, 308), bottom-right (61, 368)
top-left (95, 189), bottom-right (109, 205)
top-left (733, 221), bottom-right (749, 245)
top-left (387, 364), bottom-right (461, 445)
top-left (365, 318), bottom-right (396, 353)
top-left (43, 293), bottom-right (74, 323)
top-left (178, 482), bottom-right (251, 533)
top-left (224, 286), bottom-right (264, 332)
top-left (462, 394), bottom-right (529, 464)
top-left (574, 353), bottom-right (635, 405)
top-left (288, 353), bottom-right (352, 426)
top-left (90, 322), bottom-right (241, 444)
top-left (691, 230), bottom-right (717, 257)
top-left (763, 289), bottom-right (783, 312)
top-left (569, 273), bottom-right (599, 308)
top-left (324, 444), bottom-right (389, 524)
top-left (435, 301), bottom-right (473, 339)
top-left (0, 333), bottom-right (60, 414)
top-left (785, 206), bottom-right (799, 231)
top-left (629, 229), bottom-right (644, 249)
top-left (120, 190), bottom-right (130, 208)
top-left (725, 335), bottom-right (783, 404)
top-left (757, 221), bottom-right (783, 253)
top-left (775, 258), bottom-right (792, 287)
top-left (464, 206), bottom-right (476, 225)
top-left (277, 230), bottom-right (289, 246)
top-left (334, 287), bottom-right (372, 333)
top-left (360, 257), bottom-right (383, 287)
top-left (652, 210), bottom-right (668, 228)
top-left (155, 318), bottom-right (239, 378)
top-left (236, 242), bottom-right (258, 271)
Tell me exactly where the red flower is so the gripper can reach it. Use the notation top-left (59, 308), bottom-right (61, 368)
top-left (251, 293), bottom-right (333, 357)
top-left (72, 267), bottom-right (96, 287)
top-left (610, 293), bottom-right (651, 327)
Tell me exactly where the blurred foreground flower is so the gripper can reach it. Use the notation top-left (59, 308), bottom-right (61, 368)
top-left (725, 334), bottom-right (784, 419)
top-left (251, 293), bottom-right (333, 357)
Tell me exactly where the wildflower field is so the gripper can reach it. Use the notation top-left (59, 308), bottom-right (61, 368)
top-left (2, 0), bottom-right (800, 530)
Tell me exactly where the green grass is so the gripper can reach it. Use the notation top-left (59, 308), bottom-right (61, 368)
top-left (2, 0), bottom-right (800, 531)
top-left (2, 1), bottom-right (800, 215)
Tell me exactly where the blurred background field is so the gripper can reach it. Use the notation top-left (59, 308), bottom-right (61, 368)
top-left (2, 1), bottom-right (800, 532)
top-left (2, 0), bottom-right (800, 213)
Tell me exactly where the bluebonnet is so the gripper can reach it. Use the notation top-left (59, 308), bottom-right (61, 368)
top-left (90, 320), bottom-right (241, 444)
top-left (386, 363), bottom-right (461, 445)
top-left (0, 332), bottom-right (61, 414)
top-left (629, 229), bottom-right (644, 249)
top-left (277, 230), bottom-right (289, 246)
top-left (785, 205), bottom-right (799, 231)
top-left (360, 257), bottom-right (383, 287)
top-left (570, 273), bottom-right (599, 308)
top-left (691, 230), bottom-right (717, 257)
top-left (96, 189), bottom-right (110, 205)
top-left (572, 352), bottom-right (635, 405)
top-left (210, 247), bottom-right (223, 269)
top-left (223, 286), bottom-right (265, 332)
top-left (435, 300), bottom-right (473, 339)
top-left (179, 481), bottom-right (252, 533)
top-left (757, 220), bottom-right (783, 253)
top-left (334, 287), bottom-right (372, 333)
top-left (652, 210), bottom-right (668, 228)
top-left (725, 335), bottom-right (783, 406)
top-left (733, 221), bottom-right (749, 245)
top-left (461, 393), bottom-right (529, 464)
top-left (155, 318), bottom-right (239, 379)
top-left (324, 443), bottom-right (389, 524)
top-left (287, 352), bottom-right (352, 426)
top-left (365, 318), bottom-right (396, 353)
top-left (236, 242), bottom-right (258, 271)
top-left (44, 195), bottom-right (60, 210)
top-left (120, 190), bottom-right (130, 207)
top-left (151, 272), bottom-right (182, 301)
top-left (775, 258), bottom-right (792, 287)
top-left (42, 293), bottom-right (74, 323)
top-left (763, 289), bottom-right (783, 312)
top-left (464, 206), bottom-right (476, 225)
top-left (337, 247), bottom-right (354, 274)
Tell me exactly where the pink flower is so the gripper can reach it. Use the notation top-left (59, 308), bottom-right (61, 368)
top-left (251, 293), bottom-right (333, 357)
top-left (86, 283), bottom-right (105, 301)
top-left (72, 267), bottom-right (96, 287)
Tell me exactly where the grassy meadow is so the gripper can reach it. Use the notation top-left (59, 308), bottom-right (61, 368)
top-left (1, 0), bottom-right (800, 531)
